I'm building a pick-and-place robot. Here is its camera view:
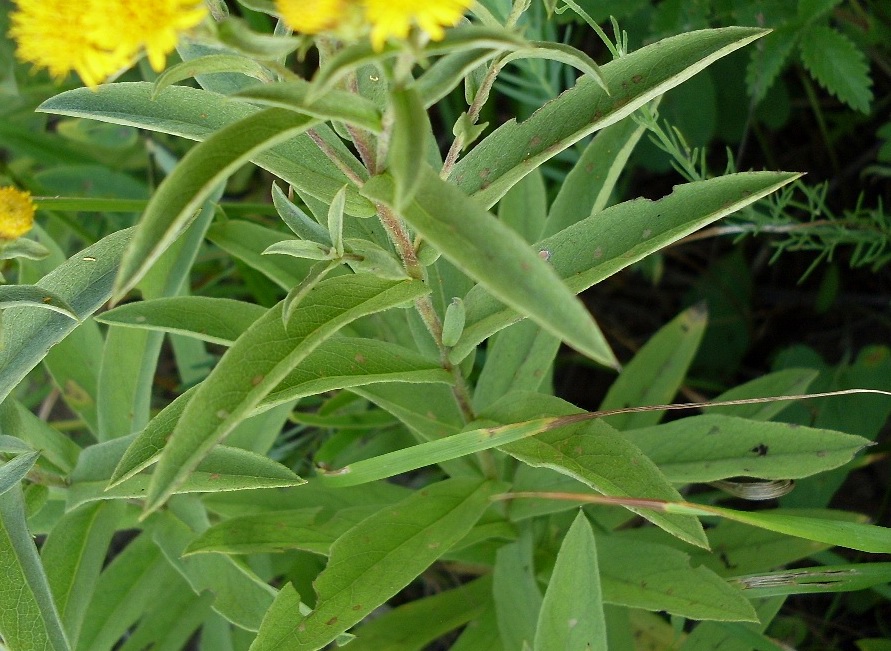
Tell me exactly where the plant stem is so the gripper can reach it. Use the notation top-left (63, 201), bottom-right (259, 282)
top-left (306, 129), bottom-right (366, 186)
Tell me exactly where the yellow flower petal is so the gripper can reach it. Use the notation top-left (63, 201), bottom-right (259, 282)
top-left (9, 0), bottom-right (206, 88)
top-left (364, 0), bottom-right (474, 50)
top-left (276, 0), bottom-right (350, 35)
top-left (0, 187), bottom-right (35, 241)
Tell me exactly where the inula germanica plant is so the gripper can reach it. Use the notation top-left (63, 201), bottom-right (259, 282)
top-left (1, 1), bottom-right (890, 649)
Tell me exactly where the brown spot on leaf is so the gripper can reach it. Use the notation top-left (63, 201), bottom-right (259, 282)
top-left (632, 74), bottom-right (643, 83)
top-left (326, 617), bottom-right (338, 626)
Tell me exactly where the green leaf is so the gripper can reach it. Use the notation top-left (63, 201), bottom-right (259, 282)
top-left (41, 502), bottom-right (124, 647)
top-left (0, 400), bottom-right (80, 474)
top-left (110, 339), bottom-right (449, 486)
top-left (450, 27), bottom-right (769, 207)
top-left (414, 49), bottom-right (500, 107)
top-left (0, 451), bottom-right (39, 496)
top-left (112, 108), bottom-right (318, 299)
top-left (500, 41), bottom-right (606, 91)
top-left (473, 320), bottom-right (559, 411)
top-left (0, 486), bottom-right (70, 651)
top-left (596, 535), bottom-right (757, 622)
top-left (729, 562), bottom-right (891, 598)
top-left (599, 303), bottom-right (707, 430)
top-left (216, 16), bottom-right (301, 59)
top-left (144, 276), bottom-right (428, 513)
top-left (544, 114), bottom-right (647, 236)
top-left (37, 83), bottom-right (375, 217)
top-left (0, 228), bottom-right (132, 405)
top-left (96, 297), bottom-right (267, 346)
top-left (206, 220), bottom-right (318, 290)
top-left (347, 576), bottom-right (492, 650)
top-left (450, 172), bottom-right (800, 363)
top-left (0, 284), bottom-right (78, 320)
top-left (182, 506), bottom-right (375, 557)
top-left (271, 182), bottom-right (332, 245)
top-left (494, 533), bottom-right (542, 649)
top-left (535, 512), bottom-right (607, 651)
top-left (498, 168), bottom-right (547, 243)
top-left (363, 168), bottom-right (617, 368)
top-left (486, 393), bottom-right (708, 547)
top-left (703, 368), bottom-right (819, 420)
top-left (250, 478), bottom-right (501, 651)
top-left (76, 530), bottom-right (186, 651)
top-left (798, 24), bottom-right (872, 112)
top-left (622, 414), bottom-right (872, 482)
top-left (152, 512), bottom-right (276, 632)
top-left (69, 442), bottom-right (304, 511)
top-left (310, 25), bottom-right (527, 98)
top-left (152, 54), bottom-right (275, 97)
top-left (388, 87), bottom-right (431, 209)
top-left (235, 80), bottom-right (383, 133)
top-left (672, 504), bottom-right (891, 554)
top-left (745, 25), bottom-right (798, 103)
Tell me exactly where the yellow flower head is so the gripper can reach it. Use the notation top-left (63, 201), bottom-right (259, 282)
top-left (9, 0), bottom-right (207, 88)
top-left (276, 0), bottom-right (349, 35)
top-left (364, 0), bottom-right (474, 50)
top-left (0, 187), bottom-right (35, 241)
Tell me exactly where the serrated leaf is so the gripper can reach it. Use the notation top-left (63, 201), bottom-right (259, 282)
top-left (143, 276), bottom-right (428, 513)
top-left (622, 415), bottom-right (872, 483)
top-left (250, 478), bottom-right (500, 651)
top-left (450, 172), bottom-right (800, 363)
top-left (451, 27), bottom-right (769, 207)
top-left (799, 24), bottom-right (872, 112)
top-left (534, 512), bottom-right (607, 651)
top-left (746, 25), bottom-right (798, 103)
top-left (363, 168), bottom-right (617, 368)
top-left (0, 486), bottom-right (71, 651)
top-left (0, 228), bottom-right (132, 405)
top-left (112, 108), bottom-right (318, 300)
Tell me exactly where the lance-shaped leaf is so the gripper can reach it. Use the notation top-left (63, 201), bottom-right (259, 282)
top-left (450, 27), bottom-right (769, 207)
top-left (622, 415), bottom-right (872, 483)
top-left (109, 339), bottom-right (449, 486)
top-left (235, 80), bottom-right (383, 133)
top-left (388, 86), bottom-right (431, 209)
top-left (0, 451), bottom-right (39, 497)
top-left (111, 108), bottom-right (318, 300)
top-left (0, 486), bottom-right (70, 651)
top-left (0, 285), bottom-right (78, 320)
top-left (595, 535), bottom-right (757, 622)
top-left (450, 172), bottom-right (800, 362)
top-left (41, 502), bottom-right (124, 647)
top-left (729, 562), bottom-right (891, 598)
top-left (363, 168), bottom-right (617, 368)
top-left (250, 478), bottom-right (500, 651)
top-left (535, 512), bottom-right (607, 651)
top-left (37, 83), bottom-right (375, 217)
top-left (0, 228), bottom-right (132, 404)
top-left (152, 54), bottom-right (275, 97)
top-left (143, 275), bottom-right (427, 513)
top-left (599, 303), bottom-right (707, 430)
